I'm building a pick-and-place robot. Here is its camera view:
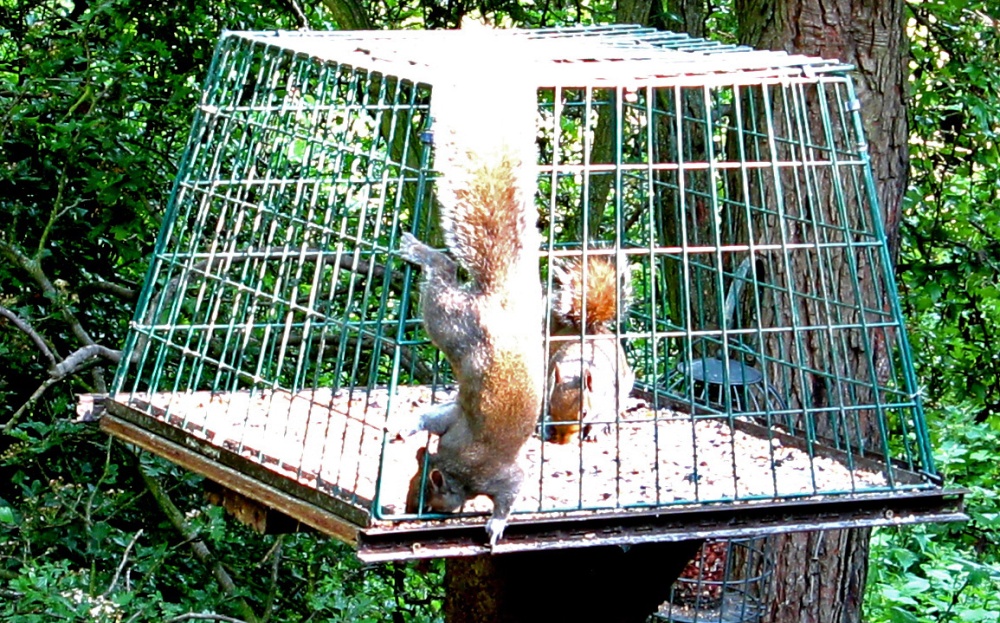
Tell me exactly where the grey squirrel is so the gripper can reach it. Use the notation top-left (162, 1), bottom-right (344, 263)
top-left (398, 146), bottom-right (544, 546)
top-left (545, 255), bottom-right (634, 444)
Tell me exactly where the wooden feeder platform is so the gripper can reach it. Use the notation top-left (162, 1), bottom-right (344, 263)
top-left (96, 387), bottom-right (966, 562)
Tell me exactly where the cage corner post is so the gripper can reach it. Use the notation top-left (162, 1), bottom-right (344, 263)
top-left (442, 540), bottom-right (704, 623)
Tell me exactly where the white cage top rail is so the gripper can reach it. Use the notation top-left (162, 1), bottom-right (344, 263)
top-left (233, 26), bottom-right (853, 88)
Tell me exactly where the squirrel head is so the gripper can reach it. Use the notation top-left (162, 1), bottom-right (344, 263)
top-left (405, 447), bottom-right (468, 514)
top-left (545, 360), bottom-right (594, 444)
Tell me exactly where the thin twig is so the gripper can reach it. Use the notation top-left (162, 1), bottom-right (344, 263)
top-left (281, 0), bottom-right (310, 29)
top-left (260, 535), bottom-right (283, 623)
top-left (0, 239), bottom-right (96, 347)
top-left (35, 152), bottom-right (77, 259)
top-left (3, 341), bottom-right (120, 432)
top-left (4, 376), bottom-right (59, 433)
top-left (102, 529), bottom-right (144, 598)
top-left (135, 458), bottom-right (260, 623)
top-left (78, 279), bottom-right (139, 301)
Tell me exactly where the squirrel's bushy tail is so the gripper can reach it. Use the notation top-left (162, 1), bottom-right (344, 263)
top-left (436, 146), bottom-right (539, 293)
top-left (552, 256), bottom-right (632, 332)
top-left (428, 57), bottom-right (538, 294)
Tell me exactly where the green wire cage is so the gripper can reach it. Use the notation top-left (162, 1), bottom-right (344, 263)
top-left (100, 26), bottom-right (964, 561)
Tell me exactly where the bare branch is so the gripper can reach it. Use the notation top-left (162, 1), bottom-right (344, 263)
top-left (280, 0), bottom-right (310, 29)
top-left (259, 535), bottom-right (283, 623)
top-left (102, 529), bottom-right (143, 598)
top-left (35, 148), bottom-right (79, 258)
top-left (2, 340), bottom-right (120, 431)
top-left (0, 304), bottom-right (59, 367)
top-left (51, 344), bottom-right (122, 378)
top-left (78, 279), bottom-right (139, 301)
top-left (0, 238), bottom-right (97, 347)
top-left (4, 376), bottom-right (59, 433)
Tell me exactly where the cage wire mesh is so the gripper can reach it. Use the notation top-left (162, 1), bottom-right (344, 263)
top-left (652, 537), bottom-right (774, 623)
top-left (107, 26), bottom-right (944, 547)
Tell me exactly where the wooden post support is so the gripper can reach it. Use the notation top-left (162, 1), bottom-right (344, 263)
top-left (444, 539), bottom-right (704, 623)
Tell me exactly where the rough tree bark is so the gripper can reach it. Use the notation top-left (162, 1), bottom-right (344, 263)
top-left (736, 0), bottom-right (909, 256)
top-left (733, 1), bottom-right (910, 622)
top-left (580, 0), bottom-right (657, 237)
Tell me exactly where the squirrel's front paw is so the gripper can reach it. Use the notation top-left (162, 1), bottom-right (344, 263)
top-left (387, 401), bottom-right (459, 438)
top-left (385, 408), bottom-right (428, 439)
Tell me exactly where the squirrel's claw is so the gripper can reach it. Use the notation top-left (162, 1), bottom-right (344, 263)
top-left (385, 410), bottom-right (424, 439)
top-left (485, 516), bottom-right (507, 547)
top-left (398, 232), bottom-right (422, 263)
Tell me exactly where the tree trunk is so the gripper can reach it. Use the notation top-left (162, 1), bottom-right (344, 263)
top-left (735, 0), bottom-right (909, 256)
top-left (734, 1), bottom-right (909, 622)
top-left (662, 0), bottom-right (708, 37)
top-left (580, 0), bottom-right (657, 238)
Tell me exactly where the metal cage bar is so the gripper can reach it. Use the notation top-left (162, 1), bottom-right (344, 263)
top-left (101, 27), bottom-right (960, 559)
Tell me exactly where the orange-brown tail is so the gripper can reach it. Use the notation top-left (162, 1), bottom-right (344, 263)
top-left (552, 255), bottom-right (631, 332)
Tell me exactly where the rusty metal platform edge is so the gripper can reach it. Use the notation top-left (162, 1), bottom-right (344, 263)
top-left (358, 487), bottom-right (967, 562)
top-left (100, 406), bottom-right (368, 545)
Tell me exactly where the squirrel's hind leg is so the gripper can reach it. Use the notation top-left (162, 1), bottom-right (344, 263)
top-left (399, 232), bottom-right (457, 275)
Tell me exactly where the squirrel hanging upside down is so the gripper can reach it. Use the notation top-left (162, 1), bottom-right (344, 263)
top-left (397, 145), bottom-right (544, 547)
top-left (545, 255), bottom-right (634, 444)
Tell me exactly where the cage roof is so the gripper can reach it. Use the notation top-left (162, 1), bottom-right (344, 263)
top-left (231, 25), bottom-right (853, 88)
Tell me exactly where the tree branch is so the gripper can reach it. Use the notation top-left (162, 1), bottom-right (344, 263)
top-left (320, 0), bottom-right (373, 29)
top-left (4, 376), bottom-right (59, 434)
top-left (78, 278), bottom-right (139, 301)
top-left (0, 308), bottom-right (119, 431)
top-left (280, 0), bottom-right (310, 29)
top-left (0, 238), bottom-right (97, 347)
top-left (51, 344), bottom-right (121, 377)
top-left (102, 529), bottom-right (143, 597)
top-left (135, 458), bottom-right (260, 623)
top-left (259, 535), bottom-right (283, 623)
top-left (0, 304), bottom-right (59, 368)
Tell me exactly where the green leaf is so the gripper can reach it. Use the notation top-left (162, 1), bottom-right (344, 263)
top-left (888, 606), bottom-right (921, 623)
top-left (0, 506), bottom-right (15, 525)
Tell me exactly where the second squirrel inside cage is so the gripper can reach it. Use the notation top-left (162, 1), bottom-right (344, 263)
top-left (546, 255), bottom-right (634, 445)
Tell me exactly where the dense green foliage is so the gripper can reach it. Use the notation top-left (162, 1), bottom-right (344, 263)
top-left (864, 2), bottom-right (1000, 622)
top-left (0, 1), bottom-right (448, 621)
top-left (1, 0), bottom-right (998, 621)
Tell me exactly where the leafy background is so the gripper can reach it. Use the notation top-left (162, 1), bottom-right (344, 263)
top-left (1, 0), bottom-right (998, 621)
